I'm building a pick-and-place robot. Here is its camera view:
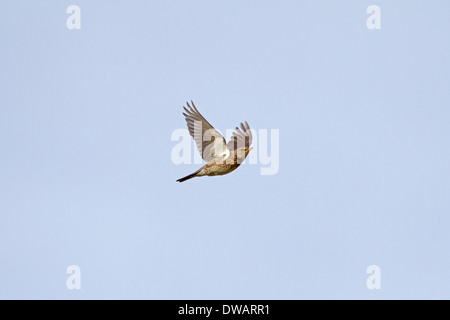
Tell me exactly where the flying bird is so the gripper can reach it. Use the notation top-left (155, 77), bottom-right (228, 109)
top-left (177, 101), bottom-right (253, 182)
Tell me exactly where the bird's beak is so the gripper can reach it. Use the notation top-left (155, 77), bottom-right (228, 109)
top-left (247, 147), bottom-right (253, 152)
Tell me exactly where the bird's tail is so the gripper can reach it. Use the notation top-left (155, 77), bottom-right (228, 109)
top-left (176, 172), bottom-right (198, 183)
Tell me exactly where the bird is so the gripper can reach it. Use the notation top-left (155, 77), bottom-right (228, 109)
top-left (177, 100), bottom-right (253, 182)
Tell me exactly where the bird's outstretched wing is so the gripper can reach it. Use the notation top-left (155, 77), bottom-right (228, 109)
top-left (183, 101), bottom-right (228, 161)
top-left (227, 121), bottom-right (253, 151)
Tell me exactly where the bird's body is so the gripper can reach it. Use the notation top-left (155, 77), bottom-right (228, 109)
top-left (176, 101), bottom-right (253, 182)
top-left (177, 159), bottom-right (237, 183)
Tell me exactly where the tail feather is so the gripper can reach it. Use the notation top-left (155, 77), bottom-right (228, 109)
top-left (176, 172), bottom-right (198, 183)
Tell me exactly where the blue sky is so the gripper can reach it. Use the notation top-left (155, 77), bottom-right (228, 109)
top-left (0, 1), bottom-right (449, 299)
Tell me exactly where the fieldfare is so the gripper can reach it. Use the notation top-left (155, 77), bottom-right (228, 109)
top-left (177, 101), bottom-right (253, 182)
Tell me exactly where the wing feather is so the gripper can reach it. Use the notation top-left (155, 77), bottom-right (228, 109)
top-left (182, 101), bottom-right (228, 161)
top-left (227, 121), bottom-right (253, 151)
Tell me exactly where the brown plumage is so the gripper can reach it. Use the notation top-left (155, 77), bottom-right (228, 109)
top-left (177, 101), bottom-right (253, 182)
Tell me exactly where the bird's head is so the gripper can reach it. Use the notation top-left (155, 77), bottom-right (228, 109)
top-left (236, 147), bottom-right (253, 164)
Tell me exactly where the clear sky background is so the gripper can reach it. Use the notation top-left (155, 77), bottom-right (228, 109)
top-left (0, 1), bottom-right (449, 299)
